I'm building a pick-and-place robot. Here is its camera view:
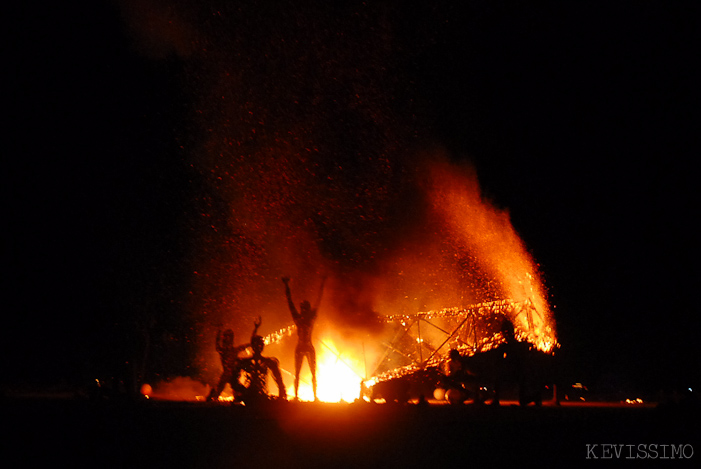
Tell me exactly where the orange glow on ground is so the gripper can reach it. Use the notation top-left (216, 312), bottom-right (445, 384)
top-left (291, 337), bottom-right (365, 402)
top-left (197, 156), bottom-right (558, 394)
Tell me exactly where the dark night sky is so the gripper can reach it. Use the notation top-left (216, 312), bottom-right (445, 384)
top-left (7, 1), bottom-right (699, 395)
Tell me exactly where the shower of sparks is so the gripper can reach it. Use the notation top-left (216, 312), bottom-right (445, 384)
top-left (119, 2), bottom-right (558, 400)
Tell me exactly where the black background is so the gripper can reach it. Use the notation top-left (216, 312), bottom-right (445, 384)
top-left (7, 1), bottom-right (698, 397)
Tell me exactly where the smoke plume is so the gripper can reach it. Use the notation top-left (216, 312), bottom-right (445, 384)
top-left (118, 1), bottom-right (555, 382)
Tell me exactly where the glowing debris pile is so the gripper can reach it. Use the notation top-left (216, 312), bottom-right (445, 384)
top-left (256, 299), bottom-right (557, 400)
top-left (363, 299), bottom-right (557, 392)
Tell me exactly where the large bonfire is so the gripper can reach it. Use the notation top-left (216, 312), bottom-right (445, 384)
top-left (250, 161), bottom-right (557, 402)
top-left (119, 1), bottom-right (557, 402)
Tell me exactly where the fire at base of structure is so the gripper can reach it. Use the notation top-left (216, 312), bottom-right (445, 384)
top-left (261, 299), bottom-right (557, 401)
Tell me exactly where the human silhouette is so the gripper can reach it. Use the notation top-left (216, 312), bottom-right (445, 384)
top-left (492, 319), bottom-right (529, 406)
top-left (207, 317), bottom-right (260, 401)
top-left (282, 276), bottom-right (326, 400)
top-left (445, 348), bottom-right (479, 403)
top-left (238, 320), bottom-right (287, 403)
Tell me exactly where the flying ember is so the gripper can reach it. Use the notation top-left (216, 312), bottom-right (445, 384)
top-left (120, 1), bottom-right (557, 401)
top-left (205, 158), bottom-right (558, 403)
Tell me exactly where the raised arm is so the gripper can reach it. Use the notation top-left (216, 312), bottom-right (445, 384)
top-left (253, 315), bottom-right (262, 336)
top-left (282, 277), bottom-right (298, 318)
top-left (234, 317), bottom-right (263, 354)
top-left (312, 275), bottom-right (327, 312)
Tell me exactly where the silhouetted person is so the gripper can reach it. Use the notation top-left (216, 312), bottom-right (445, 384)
top-left (282, 276), bottom-right (326, 400)
top-left (492, 319), bottom-right (529, 406)
top-left (207, 317), bottom-right (260, 401)
top-left (446, 349), bottom-right (468, 382)
top-left (238, 321), bottom-right (287, 403)
top-left (445, 348), bottom-right (480, 403)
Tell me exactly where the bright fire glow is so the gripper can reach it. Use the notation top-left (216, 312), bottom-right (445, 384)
top-left (425, 161), bottom-right (557, 348)
top-left (292, 337), bottom-right (365, 402)
top-left (198, 158), bottom-right (559, 398)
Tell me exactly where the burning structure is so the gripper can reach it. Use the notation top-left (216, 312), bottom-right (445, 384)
top-left (119, 2), bottom-right (558, 402)
top-left (259, 299), bottom-right (556, 403)
top-left (190, 158), bottom-right (558, 403)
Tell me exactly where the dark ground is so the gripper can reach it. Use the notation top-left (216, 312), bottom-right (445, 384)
top-left (7, 0), bottom-right (699, 410)
top-left (5, 5), bottom-right (699, 462)
top-left (3, 398), bottom-right (699, 467)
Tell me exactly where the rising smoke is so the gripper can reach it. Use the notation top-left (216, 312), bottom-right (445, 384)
top-left (118, 1), bottom-right (555, 383)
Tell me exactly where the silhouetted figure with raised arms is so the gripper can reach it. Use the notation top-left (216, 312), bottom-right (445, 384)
top-left (282, 276), bottom-right (326, 401)
top-left (207, 317), bottom-right (260, 401)
top-left (238, 319), bottom-right (287, 404)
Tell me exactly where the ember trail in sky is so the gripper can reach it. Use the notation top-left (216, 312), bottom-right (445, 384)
top-left (121, 1), bottom-right (556, 400)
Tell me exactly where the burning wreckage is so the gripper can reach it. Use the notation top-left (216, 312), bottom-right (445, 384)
top-left (260, 299), bottom-right (558, 405)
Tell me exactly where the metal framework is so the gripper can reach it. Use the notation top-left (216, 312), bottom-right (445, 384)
top-left (261, 299), bottom-right (548, 389)
top-left (365, 299), bottom-right (544, 386)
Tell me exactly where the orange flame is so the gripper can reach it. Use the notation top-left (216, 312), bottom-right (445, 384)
top-left (423, 160), bottom-right (556, 348)
top-left (291, 337), bottom-right (365, 402)
top-left (198, 157), bottom-right (557, 401)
